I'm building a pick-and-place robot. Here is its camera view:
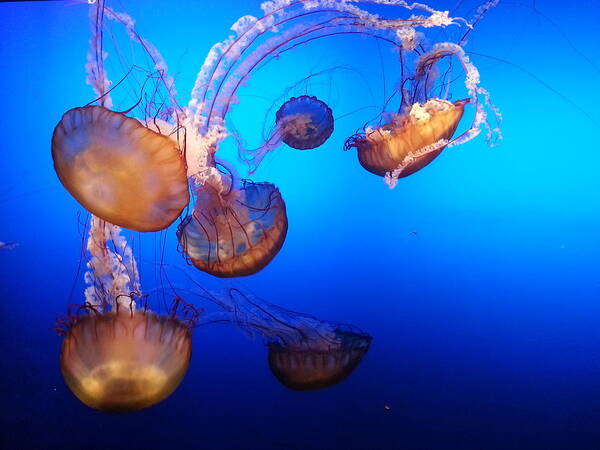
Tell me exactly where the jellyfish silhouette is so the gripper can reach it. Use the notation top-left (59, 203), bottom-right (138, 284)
top-left (177, 174), bottom-right (288, 278)
top-left (52, 106), bottom-right (190, 232)
top-left (198, 287), bottom-right (371, 391)
top-left (241, 95), bottom-right (334, 170)
top-left (277, 95), bottom-right (333, 150)
top-left (56, 296), bottom-right (197, 413)
top-left (268, 328), bottom-right (371, 391)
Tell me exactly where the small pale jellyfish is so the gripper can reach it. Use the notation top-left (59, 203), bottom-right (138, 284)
top-left (240, 95), bottom-right (333, 172)
top-left (56, 296), bottom-right (197, 412)
top-left (244, 94), bottom-right (334, 168)
top-left (201, 288), bottom-right (371, 391)
top-left (236, 87), bottom-right (336, 172)
top-left (177, 171), bottom-right (288, 278)
top-left (52, 106), bottom-right (190, 232)
top-left (276, 95), bottom-right (334, 150)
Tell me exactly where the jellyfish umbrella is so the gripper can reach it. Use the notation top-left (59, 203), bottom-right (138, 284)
top-left (276, 95), bottom-right (334, 150)
top-left (237, 95), bottom-right (334, 172)
top-left (345, 98), bottom-right (467, 179)
top-left (52, 105), bottom-right (190, 232)
top-left (57, 298), bottom-right (197, 413)
top-left (268, 328), bottom-right (371, 391)
top-left (177, 179), bottom-right (288, 278)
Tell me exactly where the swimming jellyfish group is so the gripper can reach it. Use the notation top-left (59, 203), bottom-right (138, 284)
top-left (50, 0), bottom-right (501, 411)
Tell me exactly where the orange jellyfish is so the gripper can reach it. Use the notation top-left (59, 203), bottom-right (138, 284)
top-left (56, 296), bottom-right (197, 412)
top-left (345, 32), bottom-right (501, 187)
top-left (177, 177), bottom-right (288, 278)
top-left (201, 288), bottom-right (371, 391)
top-left (268, 328), bottom-right (371, 391)
top-left (51, 106), bottom-right (190, 232)
top-left (346, 98), bottom-right (469, 178)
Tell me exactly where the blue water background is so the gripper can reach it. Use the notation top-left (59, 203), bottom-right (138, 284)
top-left (1, 0), bottom-right (600, 448)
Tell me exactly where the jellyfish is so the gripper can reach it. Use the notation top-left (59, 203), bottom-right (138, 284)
top-left (344, 4), bottom-right (502, 187)
top-left (56, 296), bottom-right (196, 413)
top-left (277, 95), bottom-right (334, 150)
top-left (268, 328), bottom-right (371, 391)
top-left (51, 0), bottom-right (196, 232)
top-left (195, 286), bottom-right (371, 391)
top-left (54, 212), bottom-right (199, 412)
top-left (177, 172), bottom-right (288, 278)
top-left (241, 94), bottom-right (335, 171)
top-left (345, 98), bottom-right (469, 179)
top-left (52, 106), bottom-right (190, 232)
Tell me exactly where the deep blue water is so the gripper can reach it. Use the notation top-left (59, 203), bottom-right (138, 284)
top-left (1, 0), bottom-right (600, 449)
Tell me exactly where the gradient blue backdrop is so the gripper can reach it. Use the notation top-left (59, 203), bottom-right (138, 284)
top-left (1, 1), bottom-right (600, 449)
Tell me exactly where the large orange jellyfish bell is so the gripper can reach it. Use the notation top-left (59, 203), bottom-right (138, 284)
top-left (59, 303), bottom-right (194, 412)
top-left (177, 180), bottom-right (288, 278)
top-left (268, 329), bottom-right (372, 391)
top-left (345, 99), bottom-right (467, 178)
top-left (52, 106), bottom-right (190, 232)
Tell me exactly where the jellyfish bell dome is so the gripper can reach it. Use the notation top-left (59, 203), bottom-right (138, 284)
top-left (346, 98), bottom-right (468, 178)
top-left (52, 105), bottom-right (190, 232)
top-left (275, 95), bottom-right (334, 150)
top-left (59, 305), bottom-right (193, 412)
top-left (177, 180), bottom-right (288, 278)
top-left (268, 329), bottom-right (372, 391)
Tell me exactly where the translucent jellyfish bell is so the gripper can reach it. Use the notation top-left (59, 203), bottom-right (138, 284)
top-left (177, 178), bottom-right (288, 278)
top-left (57, 298), bottom-right (197, 412)
top-left (52, 105), bottom-right (190, 232)
top-left (275, 95), bottom-right (334, 150)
